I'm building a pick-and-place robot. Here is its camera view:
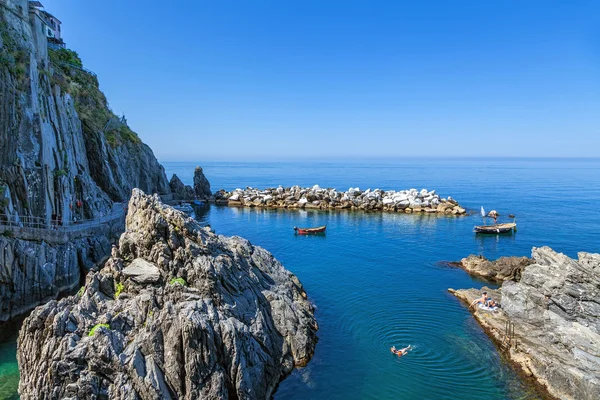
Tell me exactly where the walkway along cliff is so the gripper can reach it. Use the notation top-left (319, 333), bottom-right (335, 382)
top-left (17, 190), bottom-right (318, 399)
top-left (0, 0), bottom-right (171, 321)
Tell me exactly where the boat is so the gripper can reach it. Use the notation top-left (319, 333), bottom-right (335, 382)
top-left (173, 203), bottom-right (195, 215)
top-left (294, 225), bottom-right (326, 235)
top-left (474, 222), bottom-right (517, 234)
top-left (475, 206), bottom-right (517, 234)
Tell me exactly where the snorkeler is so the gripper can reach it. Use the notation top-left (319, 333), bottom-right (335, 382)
top-left (390, 345), bottom-right (412, 356)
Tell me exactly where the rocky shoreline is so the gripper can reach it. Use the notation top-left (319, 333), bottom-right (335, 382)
top-left (448, 254), bottom-right (534, 282)
top-left (17, 190), bottom-right (318, 399)
top-left (214, 186), bottom-right (467, 215)
top-left (449, 247), bottom-right (600, 400)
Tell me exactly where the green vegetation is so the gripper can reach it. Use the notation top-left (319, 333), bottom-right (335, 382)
top-left (47, 48), bottom-right (141, 148)
top-left (114, 282), bottom-right (124, 298)
top-left (2, 230), bottom-right (14, 238)
top-left (88, 323), bottom-right (110, 337)
top-left (0, 184), bottom-right (8, 209)
top-left (169, 277), bottom-right (187, 286)
top-left (0, 20), bottom-right (29, 88)
top-left (143, 310), bottom-right (154, 328)
top-left (53, 169), bottom-right (68, 177)
top-left (48, 48), bottom-right (82, 68)
top-left (77, 286), bottom-right (85, 297)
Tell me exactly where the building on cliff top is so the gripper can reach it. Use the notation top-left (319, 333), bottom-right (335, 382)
top-left (28, 1), bottom-right (65, 49)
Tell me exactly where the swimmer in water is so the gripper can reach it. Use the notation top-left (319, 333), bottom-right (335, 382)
top-left (391, 345), bottom-right (412, 356)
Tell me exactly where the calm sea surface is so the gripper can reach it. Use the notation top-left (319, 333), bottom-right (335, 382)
top-left (1, 158), bottom-right (599, 399)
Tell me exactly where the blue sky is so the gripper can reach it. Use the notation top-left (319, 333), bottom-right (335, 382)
top-left (43, 1), bottom-right (599, 160)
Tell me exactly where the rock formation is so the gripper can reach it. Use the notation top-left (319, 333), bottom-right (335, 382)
top-left (0, 1), bottom-right (175, 321)
top-left (449, 247), bottom-right (600, 400)
top-left (18, 190), bottom-right (318, 399)
top-left (169, 174), bottom-right (195, 201)
top-left (193, 166), bottom-right (211, 199)
top-left (450, 255), bottom-right (533, 282)
top-left (0, 224), bottom-right (121, 322)
top-left (216, 185), bottom-right (466, 214)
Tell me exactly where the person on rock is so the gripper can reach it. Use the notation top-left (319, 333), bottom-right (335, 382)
top-left (470, 291), bottom-right (489, 308)
top-left (390, 345), bottom-right (412, 356)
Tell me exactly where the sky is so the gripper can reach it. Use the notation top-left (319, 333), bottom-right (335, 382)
top-left (42, 0), bottom-right (600, 160)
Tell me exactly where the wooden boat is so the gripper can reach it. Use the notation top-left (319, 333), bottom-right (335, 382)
top-left (294, 225), bottom-right (326, 235)
top-left (474, 222), bottom-right (517, 234)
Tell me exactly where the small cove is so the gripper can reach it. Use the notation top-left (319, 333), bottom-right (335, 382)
top-left (1, 158), bottom-right (598, 399)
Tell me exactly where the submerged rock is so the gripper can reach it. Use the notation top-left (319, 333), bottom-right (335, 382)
top-left (450, 247), bottom-right (600, 400)
top-left (17, 190), bottom-right (318, 399)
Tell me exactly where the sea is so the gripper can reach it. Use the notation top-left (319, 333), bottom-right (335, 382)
top-left (1, 158), bottom-right (599, 399)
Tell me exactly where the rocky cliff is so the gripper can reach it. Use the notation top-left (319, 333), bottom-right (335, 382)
top-left (0, 1), bottom-right (169, 220)
top-left (0, 221), bottom-right (122, 322)
top-left (450, 247), bottom-right (600, 400)
top-left (17, 190), bottom-right (318, 399)
top-left (0, 1), bottom-right (172, 321)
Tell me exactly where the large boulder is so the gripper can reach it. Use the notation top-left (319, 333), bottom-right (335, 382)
top-left (193, 166), bottom-right (212, 199)
top-left (455, 255), bottom-right (533, 282)
top-left (17, 190), bottom-right (318, 400)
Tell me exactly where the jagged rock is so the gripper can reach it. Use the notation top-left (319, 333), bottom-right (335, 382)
top-left (193, 166), bottom-right (211, 199)
top-left (85, 133), bottom-right (171, 202)
top-left (18, 190), bottom-right (318, 399)
top-left (0, 3), bottom-right (175, 323)
top-left (169, 174), bottom-right (195, 200)
top-left (450, 247), bottom-right (600, 400)
top-left (0, 7), bottom-right (113, 221)
top-left (0, 230), bottom-right (120, 322)
top-left (452, 255), bottom-right (533, 282)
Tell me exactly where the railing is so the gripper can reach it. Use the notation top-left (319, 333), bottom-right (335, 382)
top-left (0, 203), bottom-right (126, 234)
top-left (55, 61), bottom-right (97, 78)
top-left (501, 321), bottom-right (516, 349)
top-left (48, 41), bottom-right (66, 51)
top-left (103, 116), bottom-right (124, 133)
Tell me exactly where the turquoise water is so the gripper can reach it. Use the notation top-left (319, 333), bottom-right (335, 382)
top-left (0, 319), bottom-right (20, 400)
top-left (1, 158), bottom-right (599, 398)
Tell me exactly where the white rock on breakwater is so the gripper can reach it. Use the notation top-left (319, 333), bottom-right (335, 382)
top-left (214, 185), bottom-right (466, 215)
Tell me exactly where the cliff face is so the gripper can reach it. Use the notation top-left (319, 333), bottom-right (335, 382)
top-left (84, 132), bottom-right (170, 202)
top-left (0, 221), bottom-right (123, 322)
top-left (18, 190), bottom-right (318, 399)
top-left (0, 1), bottom-right (171, 321)
top-left (451, 247), bottom-right (600, 400)
top-left (0, 1), bottom-right (170, 221)
top-left (0, 3), bottom-right (113, 223)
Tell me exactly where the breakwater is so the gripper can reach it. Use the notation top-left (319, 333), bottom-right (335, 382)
top-left (214, 185), bottom-right (467, 215)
